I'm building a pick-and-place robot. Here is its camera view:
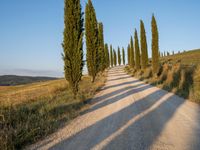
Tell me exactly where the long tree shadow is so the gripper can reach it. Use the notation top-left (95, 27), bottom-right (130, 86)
top-left (83, 84), bottom-right (152, 115)
top-left (88, 82), bottom-right (146, 106)
top-left (107, 76), bottom-right (135, 82)
top-left (100, 80), bottom-right (141, 91)
top-left (49, 89), bottom-right (182, 150)
top-left (104, 95), bottom-right (200, 150)
top-left (111, 74), bottom-right (128, 77)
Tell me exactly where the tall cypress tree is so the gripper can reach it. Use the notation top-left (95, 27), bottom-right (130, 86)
top-left (130, 36), bottom-right (135, 68)
top-left (110, 45), bottom-right (113, 67)
top-left (113, 50), bottom-right (117, 66)
top-left (118, 47), bottom-right (121, 65)
top-left (62, 0), bottom-right (84, 97)
top-left (98, 22), bottom-right (106, 72)
top-left (140, 20), bottom-right (148, 70)
top-left (127, 44), bottom-right (130, 65)
top-left (151, 15), bottom-right (159, 75)
top-left (134, 29), bottom-right (140, 70)
top-left (122, 47), bottom-right (125, 65)
top-left (85, 0), bottom-right (98, 82)
top-left (105, 43), bottom-right (110, 68)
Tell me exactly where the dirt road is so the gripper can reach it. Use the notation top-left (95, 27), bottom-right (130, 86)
top-left (29, 66), bottom-right (200, 150)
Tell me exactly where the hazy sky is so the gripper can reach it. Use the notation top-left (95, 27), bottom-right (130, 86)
top-left (1, 0), bottom-right (200, 77)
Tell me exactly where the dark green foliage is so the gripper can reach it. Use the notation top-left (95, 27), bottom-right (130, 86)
top-left (127, 44), bottom-right (130, 65)
top-left (110, 45), bottom-right (113, 67)
top-left (122, 47), bottom-right (125, 65)
top-left (113, 50), bottom-right (117, 66)
top-left (118, 47), bottom-right (121, 65)
top-left (85, 0), bottom-right (98, 82)
top-left (98, 22), bottom-right (106, 72)
top-left (130, 36), bottom-right (135, 68)
top-left (62, 0), bottom-right (84, 96)
top-left (167, 52), bottom-right (170, 56)
top-left (151, 15), bottom-right (160, 75)
top-left (140, 20), bottom-right (148, 69)
top-left (134, 29), bottom-right (140, 70)
top-left (105, 43), bottom-right (110, 68)
top-left (192, 65), bottom-right (200, 102)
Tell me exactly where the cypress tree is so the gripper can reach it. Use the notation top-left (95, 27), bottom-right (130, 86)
top-left (167, 52), bottom-right (170, 56)
top-left (118, 47), bottom-right (121, 65)
top-left (110, 45), bottom-right (113, 67)
top-left (113, 50), bottom-right (117, 66)
top-left (122, 47), bottom-right (125, 65)
top-left (85, 0), bottom-right (98, 82)
top-left (62, 0), bottom-right (84, 97)
top-left (130, 36), bottom-right (135, 68)
top-left (151, 15), bottom-right (159, 75)
top-left (127, 44), bottom-right (130, 65)
top-left (140, 20), bottom-right (148, 70)
top-left (134, 29), bottom-right (140, 70)
top-left (98, 22), bottom-right (106, 72)
top-left (105, 43), bottom-right (110, 68)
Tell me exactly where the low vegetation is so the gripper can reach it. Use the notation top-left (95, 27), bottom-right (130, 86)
top-left (0, 73), bottom-right (107, 149)
top-left (125, 50), bottom-right (200, 103)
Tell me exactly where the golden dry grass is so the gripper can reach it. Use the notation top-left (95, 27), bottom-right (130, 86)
top-left (160, 49), bottom-right (200, 66)
top-left (0, 73), bottom-right (107, 149)
top-left (0, 79), bottom-right (67, 106)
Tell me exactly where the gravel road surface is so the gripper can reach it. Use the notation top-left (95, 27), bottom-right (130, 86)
top-left (28, 66), bottom-right (200, 150)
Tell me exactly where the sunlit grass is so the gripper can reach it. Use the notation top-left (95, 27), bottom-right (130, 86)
top-left (0, 73), bottom-right (107, 149)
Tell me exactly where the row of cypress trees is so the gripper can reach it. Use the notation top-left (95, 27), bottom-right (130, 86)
top-left (127, 15), bottom-right (160, 75)
top-left (109, 46), bottom-right (126, 67)
top-left (63, 0), bottom-right (111, 96)
top-left (62, 0), bottom-right (159, 96)
top-left (85, 0), bottom-right (110, 83)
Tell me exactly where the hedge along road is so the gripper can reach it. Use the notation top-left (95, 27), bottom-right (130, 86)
top-left (28, 66), bottom-right (200, 150)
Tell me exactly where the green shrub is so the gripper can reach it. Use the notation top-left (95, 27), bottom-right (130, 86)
top-left (163, 63), bottom-right (181, 91)
top-left (190, 65), bottom-right (200, 102)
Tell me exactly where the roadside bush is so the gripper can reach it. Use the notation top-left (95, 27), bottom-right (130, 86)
top-left (141, 67), bottom-right (152, 80)
top-left (190, 65), bottom-right (200, 102)
top-left (124, 63), bottom-right (197, 102)
top-left (163, 63), bottom-right (181, 91)
top-left (156, 63), bottom-right (170, 84)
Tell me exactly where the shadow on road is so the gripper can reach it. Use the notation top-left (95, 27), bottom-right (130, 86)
top-left (107, 76), bottom-right (133, 82)
top-left (49, 88), bottom-right (198, 150)
top-left (47, 67), bottom-right (200, 150)
top-left (101, 80), bottom-right (140, 91)
top-left (83, 84), bottom-right (152, 115)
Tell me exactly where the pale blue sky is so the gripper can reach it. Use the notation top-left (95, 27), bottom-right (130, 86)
top-left (0, 0), bottom-right (200, 77)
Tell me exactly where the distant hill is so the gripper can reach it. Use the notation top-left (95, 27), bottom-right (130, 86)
top-left (0, 75), bottom-right (58, 86)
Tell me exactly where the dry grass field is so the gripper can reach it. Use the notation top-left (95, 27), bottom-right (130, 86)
top-left (0, 79), bottom-right (66, 106)
top-left (0, 73), bottom-right (107, 149)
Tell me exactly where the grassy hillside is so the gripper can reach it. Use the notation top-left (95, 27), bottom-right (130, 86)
top-left (125, 49), bottom-right (200, 103)
top-left (160, 49), bottom-right (200, 66)
top-left (0, 73), bottom-right (107, 149)
top-left (0, 75), bottom-right (57, 86)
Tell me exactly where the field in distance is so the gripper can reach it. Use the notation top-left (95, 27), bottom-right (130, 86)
top-left (0, 75), bottom-right (57, 86)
